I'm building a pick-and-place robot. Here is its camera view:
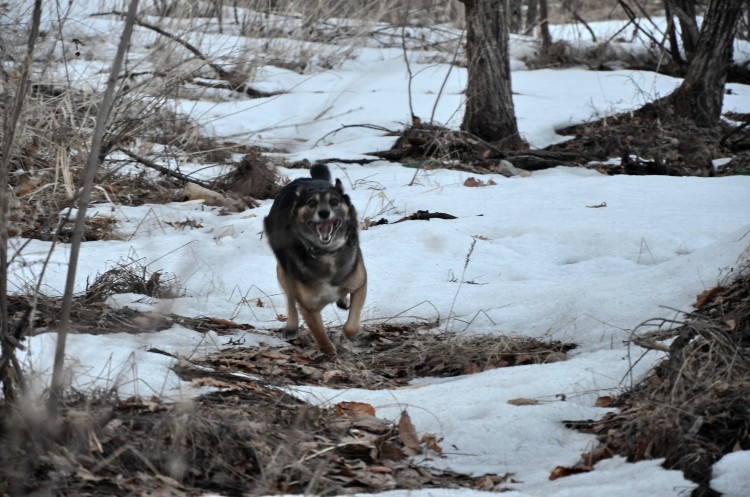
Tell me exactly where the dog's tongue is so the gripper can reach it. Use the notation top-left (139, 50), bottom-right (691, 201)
top-left (317, 219), bottom-right (336, 242)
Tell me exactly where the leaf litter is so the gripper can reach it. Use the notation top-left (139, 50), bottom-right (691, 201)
top-left (4, 272), bottom-right (571, 495)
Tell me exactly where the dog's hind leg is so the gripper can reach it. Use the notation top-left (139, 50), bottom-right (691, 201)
top-left (276, 265), bottom-right (300, 339)
top-left (299, 307), bottom-right (337, 357)
top-left (343, 283), bottom-right (366, 338)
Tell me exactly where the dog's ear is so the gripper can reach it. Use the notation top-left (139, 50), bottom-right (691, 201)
top-left (335, 178), bottom-right (344, 193)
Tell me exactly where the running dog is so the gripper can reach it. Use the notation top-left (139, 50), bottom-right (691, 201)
top-left (264, 164), bottom-right (367, 356)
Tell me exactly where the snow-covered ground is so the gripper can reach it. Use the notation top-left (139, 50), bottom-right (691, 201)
top-left (7, 2), bottom-right (750, 496)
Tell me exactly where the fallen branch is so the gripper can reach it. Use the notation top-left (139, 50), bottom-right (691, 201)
top-left (393, 210), bottom-right (457, 223)
top-left (95, 11), bottom-right (277, 98)
top-left (115, 147), bottom-right (209, 187)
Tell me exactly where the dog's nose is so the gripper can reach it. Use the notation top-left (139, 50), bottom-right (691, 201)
top-left (318, 209), bottom-right (330, 219)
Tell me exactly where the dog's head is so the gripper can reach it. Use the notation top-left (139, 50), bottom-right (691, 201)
top-left (293, 179), bottom-right (354, 251)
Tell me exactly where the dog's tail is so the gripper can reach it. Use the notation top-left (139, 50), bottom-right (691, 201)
top-left (310, 163), bottom-right (331, 183)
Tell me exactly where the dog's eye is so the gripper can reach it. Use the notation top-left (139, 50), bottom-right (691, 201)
top-left (306, 199), bottom-right (317, 208)
top-left (329, 198), bottom-right (340, 207)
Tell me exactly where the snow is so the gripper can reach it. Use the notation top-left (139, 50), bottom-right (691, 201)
top-left (7, 3), bottom-right (750, 496)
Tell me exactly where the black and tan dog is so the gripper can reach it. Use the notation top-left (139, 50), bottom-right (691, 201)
top-left (264, 164), bottom-right (367, 356)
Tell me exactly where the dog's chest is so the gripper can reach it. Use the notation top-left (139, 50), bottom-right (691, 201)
top-left (309, 281), bottom-right (344, 308)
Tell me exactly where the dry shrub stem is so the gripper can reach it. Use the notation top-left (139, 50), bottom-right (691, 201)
top-left (0, 0), bottom-right (43, 401)
top-left (581, 262), bottom-right (750, 495)
top-left (49, 0), bottom-right (141, 415)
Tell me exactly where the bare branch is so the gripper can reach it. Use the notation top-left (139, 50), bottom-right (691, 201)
top-left (49, 0), bottom-right (141, 414)
top-left (0, 0), bottom-right (43, 401)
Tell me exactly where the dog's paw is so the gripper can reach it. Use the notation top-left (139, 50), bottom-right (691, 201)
top-left (336, 296), bottom-right (350, 310)
top-left (342, 324), bottom-right (359, 338)
top-left (283, 327), bottom-right (300, 340)
top-left (320, 343), bottom-right (337, 358)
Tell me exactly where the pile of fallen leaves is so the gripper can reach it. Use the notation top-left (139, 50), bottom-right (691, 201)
top-left (0, 323), bottom-right (561, 496)
top-left (178, 323), bottom-right (576, 390)
top-left (564, 261), bottom-right (750, 495)
top-left (0, 386), bottom-right (516, 496)
top-left (2, 271), bottom-right (577, 495)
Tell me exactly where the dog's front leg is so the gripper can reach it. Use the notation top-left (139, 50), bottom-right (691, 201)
top-left (299, 307), bottom-right (337, 357)
top-left (343, 283), bottom-right (367, 338)
top-left (276, 265), bottom-right (299, 339)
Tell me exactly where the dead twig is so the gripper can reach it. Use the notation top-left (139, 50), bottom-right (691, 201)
top-left (115, 147), bottom-right (209, 188)
top-left (97, 11), bottom-right (277, 98)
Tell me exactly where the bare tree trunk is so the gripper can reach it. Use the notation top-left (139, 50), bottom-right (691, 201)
top-left (664, 1), bottom-right (686, 65)
top-left (664, 0), bottom-right (744, 126)
top-left (509, 0), bottom-right (523, 33)
top-left (665, 0), bottom-right (700, 62)
top-left (538, 0), bottom-right (552, 51)
top-left (525, 0), bottom-right (538, 35)
top-left (459, 0), bottom-right (526, 149)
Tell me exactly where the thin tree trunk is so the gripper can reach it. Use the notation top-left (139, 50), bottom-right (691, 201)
top-left (509, 0), bottom-right (523, 33)
top-left (666, 0), bottom-right (700, 62)
top-left (525, 0), bottom-right (538, 36)
top-left (460, 0), bottom-right (526, 149)
top-left (48, 0), bottom-right (141, 414)
top-left (665, 0), bottom-right (744, 126)
top-left (664, 1), bottom-right (685, 65)
top-left (538, 0), bottom-right (552, 51)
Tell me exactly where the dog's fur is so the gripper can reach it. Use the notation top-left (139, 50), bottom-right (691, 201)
top-left (264, 164), bottom-right (367, 356)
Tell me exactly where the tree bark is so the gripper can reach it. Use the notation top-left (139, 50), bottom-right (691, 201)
top-left (460, 0), bottom-right (526, 149)
top-left (538, 0), bottom-right (552, 51)
top-left (665, 0), bottom-right (700, 62)
top-left (664, 0), bottom-right (744, 126)
top-left (525, 0), bottom-right (538, 36)
top-left (509, 0), bottom-right (523, 33)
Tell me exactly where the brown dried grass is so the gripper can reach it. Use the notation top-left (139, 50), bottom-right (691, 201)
top-left (578, 261), bottom-right (750, 495)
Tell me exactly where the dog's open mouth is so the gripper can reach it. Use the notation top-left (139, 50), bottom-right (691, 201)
top-left (313, 218), bottom-right (342, 244)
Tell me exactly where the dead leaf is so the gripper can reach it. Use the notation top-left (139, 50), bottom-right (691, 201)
top-left (324, 370), bottom-right (347, 384)
top-left (368, 465), bottom-right (393, 474)
top-left (462, 363), bottom-right (483, 374)
top-left (192, 377), bottom-right (245, 389)
top-left (421, 433), bottom-right (443, 454)
top-left (335, 401), bottom-right (376, 417)
top-left (594, 396), bottom-right (616, 408)
top-left (463, 177), bottom-right (496, 187)
top-left (548, 465), bottom-right (591, 480)
top-left (351, 414), bottom-right (391, 434)
top-left (262, 350), bottom-right (290, 361)
top-left (378, 441), bottom-right (406, 461)
top-left (474, 235), bottom-right (491, 241)
top-left (398, 411), bottom-right (421, 452)
top-left (507, 397), bottom-right (540, 406)
top-left (695, 286), bottom-right (725, 308)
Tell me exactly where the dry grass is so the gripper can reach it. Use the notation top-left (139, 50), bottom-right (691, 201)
top-left (569, 261), bottom-right (750, 495)
top-left (182, 322), bottom-right (576, 390)
top-left (0, 317), bottom-right (566, 495)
